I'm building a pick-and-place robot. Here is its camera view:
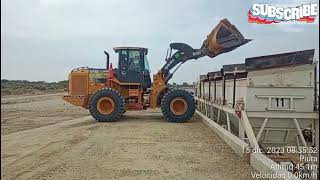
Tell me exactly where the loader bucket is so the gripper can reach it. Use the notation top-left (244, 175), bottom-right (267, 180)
top-left (202, 19), bottom-right (251, 57)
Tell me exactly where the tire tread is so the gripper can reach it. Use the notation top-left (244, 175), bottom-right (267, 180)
top-left (160, 89), bottom-right (195, 123)
top-left (89, 88), bottom-right (125, 122)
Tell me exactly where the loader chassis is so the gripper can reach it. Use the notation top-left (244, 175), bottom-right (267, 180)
top-left (63, 19), bottom-right (250, 122)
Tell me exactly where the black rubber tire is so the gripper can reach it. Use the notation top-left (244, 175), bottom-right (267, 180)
top-left (89, 88), bottom-right (125, 122)
top-left (161, 89), bottom-right (195, 123)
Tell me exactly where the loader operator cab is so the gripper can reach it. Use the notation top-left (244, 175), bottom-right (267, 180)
top-left (113, 47), bottom-right (151, 90)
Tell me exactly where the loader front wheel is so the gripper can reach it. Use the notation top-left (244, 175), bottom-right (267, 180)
top-left (161, 89), bottom-right (195, 123)
top-left (89, 88), bottom-right (125, 122)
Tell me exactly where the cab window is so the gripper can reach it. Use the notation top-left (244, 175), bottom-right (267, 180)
top-left (119, 50), bottom-right (128, 70)
top-left (128, 50), bottom-right (141, 72)
top-left (144, 54), bottom-right (150, 72)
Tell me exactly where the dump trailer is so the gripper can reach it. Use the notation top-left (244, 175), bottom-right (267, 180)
top-left (63, 19), bottom-right (250, 122)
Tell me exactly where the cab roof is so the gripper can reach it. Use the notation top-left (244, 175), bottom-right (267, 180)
top-left (113, 47), bottom-right (148, 54)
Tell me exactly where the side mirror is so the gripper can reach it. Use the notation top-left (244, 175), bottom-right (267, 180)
top-left (201, 19), bottom-right (251, 57)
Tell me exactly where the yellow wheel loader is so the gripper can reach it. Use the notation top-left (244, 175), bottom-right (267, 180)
top-left (63, 19), bottom-right (251, 122)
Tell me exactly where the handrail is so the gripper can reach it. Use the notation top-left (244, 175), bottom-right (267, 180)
top-left (195, 96), bottom-right (260, 150)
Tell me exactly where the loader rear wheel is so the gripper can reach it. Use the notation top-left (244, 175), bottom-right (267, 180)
top-left (89, 88), bottom-right (125, 122)
top-left (161, 89), bottom-right (195, 123)
top-left (97, 97), bottom-right (115, 115)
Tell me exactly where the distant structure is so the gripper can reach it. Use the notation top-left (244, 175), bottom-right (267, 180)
top-left (194, 49), bottom-right (319, 155)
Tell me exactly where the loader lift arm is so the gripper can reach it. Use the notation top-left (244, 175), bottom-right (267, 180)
top-left (161, 43), bottom-right (213, 83)
top-left (160, 18), bottom-right (251, 83)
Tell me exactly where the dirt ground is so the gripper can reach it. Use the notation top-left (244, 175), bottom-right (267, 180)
top-left (1, 94), bottom-right (258, 180)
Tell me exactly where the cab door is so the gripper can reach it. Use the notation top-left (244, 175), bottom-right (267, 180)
top-left (117, 50), bottom-right (144, 84)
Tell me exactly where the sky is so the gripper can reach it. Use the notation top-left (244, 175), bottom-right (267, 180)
top-left (1, 0), bottom-right (319, 83)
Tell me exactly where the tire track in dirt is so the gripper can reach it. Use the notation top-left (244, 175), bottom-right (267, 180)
top-left (2, 94), bottom-right (259, 180)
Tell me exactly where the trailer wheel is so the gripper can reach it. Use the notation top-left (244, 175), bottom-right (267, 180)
top-left (161, 89), bottom-right (195, 123)
top-left (89, 88), bottom-right (125, 122)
